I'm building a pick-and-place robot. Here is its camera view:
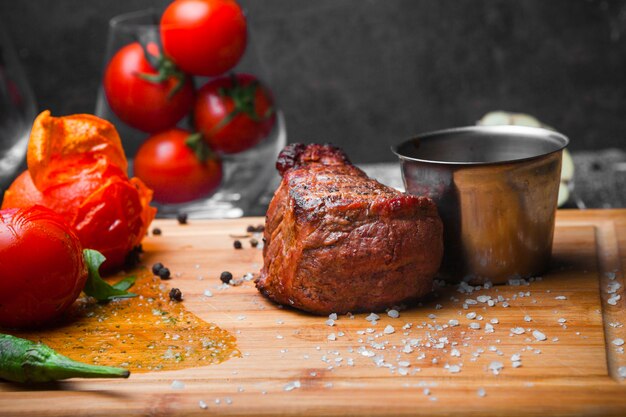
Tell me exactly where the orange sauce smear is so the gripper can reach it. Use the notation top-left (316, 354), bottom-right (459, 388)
top-left (9, 268), bottom-right (239, 373)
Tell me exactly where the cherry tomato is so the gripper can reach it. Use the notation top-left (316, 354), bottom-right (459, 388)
top-left (104, 42), bottom-right (194, 133)
top-left (134, 129), bottom-right (223, 204)
top-left (160, 0), bottom-right (247, 76)
top-left (194, 74), bottom-right (276, 154)
top-left (0, 206), bottom-right (87, 328)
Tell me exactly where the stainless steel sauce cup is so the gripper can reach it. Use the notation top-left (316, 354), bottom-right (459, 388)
top-left (393, 125), bottom-right (569, 284)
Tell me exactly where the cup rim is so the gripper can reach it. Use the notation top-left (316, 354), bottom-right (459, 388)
top-left (391, 125), bottom-right (569, 166)
top-left (109, 8), bottom-right (159, 30)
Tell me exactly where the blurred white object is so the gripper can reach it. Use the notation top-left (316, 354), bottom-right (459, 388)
top-left (0, 23), bottom-right (37, 191)
top-left (478, 111), bottom-right (574, 207)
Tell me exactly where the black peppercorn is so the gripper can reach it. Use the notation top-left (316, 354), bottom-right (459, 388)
top-left (177, 212), bottom-right (188, 225)
top-left (220, 271), bottom-right (233, 284)
top-left (250, 238), bottom-right (259, 248)
top-left (158, 267), bottom-right (171, 280)
top-left (152, 227), bottom-right (162, 236)
top-left (152, 262), bottom-right (164, 275)
top-left (256, 224), bottom-right (265, 233)
top-left (233, 240), bottom-right (242, 249)
top-left (169, 288), bottom-right (183, 301)
top-left (246, 225), bottom-right (256, 233)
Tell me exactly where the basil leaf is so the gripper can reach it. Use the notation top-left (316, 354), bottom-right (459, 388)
top-left (83, 249), bottom-right (137, 301)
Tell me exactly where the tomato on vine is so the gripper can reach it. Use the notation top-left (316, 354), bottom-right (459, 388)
top-left (194, 74), bottom-right (276, 154)
top-left (160, 0), bottom-right (248, 77)
top-left (133, 128), bottom-right (223, 204)
top-left (103, 42), bottom-right (194, 133)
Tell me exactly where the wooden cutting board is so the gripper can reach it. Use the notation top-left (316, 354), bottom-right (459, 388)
top-left (1, 209), bottom-right (625, 416)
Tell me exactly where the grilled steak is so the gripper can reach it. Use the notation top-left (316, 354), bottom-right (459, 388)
top-left (256, 143), bottom-right (443, 315)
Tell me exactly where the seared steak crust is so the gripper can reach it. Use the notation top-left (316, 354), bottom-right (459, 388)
top-left (257, 143), bottom-right (443, 315)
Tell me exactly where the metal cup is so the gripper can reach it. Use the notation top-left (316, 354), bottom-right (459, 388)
top-left (393, 125), bottom-right (569, 284)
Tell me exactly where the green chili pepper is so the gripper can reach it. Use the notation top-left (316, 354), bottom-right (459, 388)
top-left (0, 334), bottom-right (130, 383)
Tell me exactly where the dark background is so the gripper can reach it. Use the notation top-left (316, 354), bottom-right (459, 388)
top-left (1, 0), bottom-right (625, 163)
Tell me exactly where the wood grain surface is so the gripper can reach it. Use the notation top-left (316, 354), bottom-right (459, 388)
top-left (1, 209), bottom-right (625, 416)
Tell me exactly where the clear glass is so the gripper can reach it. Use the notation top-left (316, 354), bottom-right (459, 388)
top-left (0, 24), bottom-right (37, 193)
top-left (95, 9), bottom-right (286, 218)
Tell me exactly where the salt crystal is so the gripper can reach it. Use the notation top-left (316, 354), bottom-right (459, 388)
top-left (423, 388), bottom-right (431, 395)
top-left (198, 400), bottom-right (208, 409)
top-left (325, 319), bottom-right (335, 327)
top-left (366, 313), bottom-right (380, 322)
top-left (512, 361), bottom-right (522, 368)
top-left (328, 313), bottom-right (338, 320)
top-left (477, 388), bottom-right (486, 397)
top-left (485, 323), bottom-right (494, 333)
top-left (170, 380), bottom-right (185, 390)
top-left (511, 327), bottom-right (525, 335)
top-left (488, 361), bottom-right (504, 375)
top-left (533, 330), bottom-right (547, 341)
top-left (284, 381), bottom-right (301, 391)
top-left (554, 295), bottom-right (567, 300)
top-left (613, 338), bottom-right (625, 346)
top-left (276, 334), bottom-right (284, 340)
top-left (451, 348), bottom-right (461, 357)
top-left (469, 323), bottom-right (481, 330)
top-left (607, 281), bottom-right (621, 294)
top-left (428, 314), bottom-right (437, 319)
top-left (237, 315), bottom-right (246, 321)
top-left (619, 366), bottom-right (626, 378)
top-left (524, 315), bottom-right (532, 322)
top-left (327, 333), bottom-right (336, 341)
top-left (466, 312), bottom-right (477, 319)
top-left (477, 295), bottom-right (491, 303)
top-left (384, 325), bottom-right (395, 334)
top-left (449, 319), bottom-right (460, 327)
top-left (465, 299), bottom-right (478, 305)
top-left (387, 309), bottom-right (400, 318)
top-left (558, 318), bottom-right (567, 324)
top-left (608, 294), bottom-right (621, 306)
top-left (398, 367), bottom-right (409, 376)
top-left (448, 365), bottom-right (461, 373)
top-left (490, 318), bottom-right (499, 324)
top-left (203, 289), bottom-right (213, 297)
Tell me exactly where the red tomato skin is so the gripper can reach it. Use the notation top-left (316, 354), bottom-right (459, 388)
top-left (104, 42), bottom-right (194, 133)
top-left (161, 0), bottom-right (247, 77)
top-left (194, 74), bottom-right (276, 154)
top-left (0, 206), bottom-right (87, 329)
top-left (134, 129), bottom-right (223, 204)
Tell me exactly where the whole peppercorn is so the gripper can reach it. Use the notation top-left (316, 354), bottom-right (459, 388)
top-left (220, 271), bottom-right (233, 284)
top-left (177, 212), bottom-right (188, 225)
top-left (152, 227), bottom-right (162, 236)
top-left (233, 240), bottom-right (242, 249)
top-left (169, 288), bottom-right (183, 302)
top-left (250, 238), bottom-right (259, 248)
top-left (246, 225), bottom-right (256, 233)
top-left (152, 262), bottom-right (164, 275)
top-left (255, 224), bottom-right (265, 233)
top-left (158, 267), bottom-right (171, 280)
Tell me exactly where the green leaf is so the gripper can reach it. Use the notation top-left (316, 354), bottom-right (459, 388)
top-left (83, 249), bottom-right (137, 302)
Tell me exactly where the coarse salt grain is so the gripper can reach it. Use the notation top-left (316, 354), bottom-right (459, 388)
top-left (490, 318), bottom-right (499, 324)
top-left (555, 295), bottom-right (567, 300)
top-left (466, 312), bottom-right (477, 319)
top-left (448, 365), bottom-right (461, 373)
top-left (613, 338), bottom-right (625, 346)
top-left (170, 380), bottom-right (185, 390)
top-left (198, 400), bottom-right (208, 409)
top-left (449, 319), bottom-right (459, 327)
top-left (511, 327), bottom-right (525, 335)
top-left (387, 309), bottom-right (400, 318)
top-left (328, 333), bottom-right (337, 341)
top-left (477, 295), bottom-right (491, 303)
top-left (608, 295), bottom-right (621, 306)
top-left (532, 330), bottom-right (547, 341)
top-left (328, 313), bottom-right (338, 320)
top-left (203, 290), bottom-right (213, 297)
top-left (488, 361), bottom-right (504, 375)
top-left (384, 325), bottom-right (395, 334)
top-left (325, 319), bottom-right (335, 327)
top-left (524, 315), bottom-right (532, 322)
top-left (619, 366), bottom-right (626, 378)
top-left (366, 313), bottom-right (380, 322)
top-left (284, 381), bottom-right (301, 391)
top-left (469, 323), bottom-right (481, 330)
top-left (558, 318), bottom-right (567, 324)
top-left (477, 388), bottom-right (486, 397)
